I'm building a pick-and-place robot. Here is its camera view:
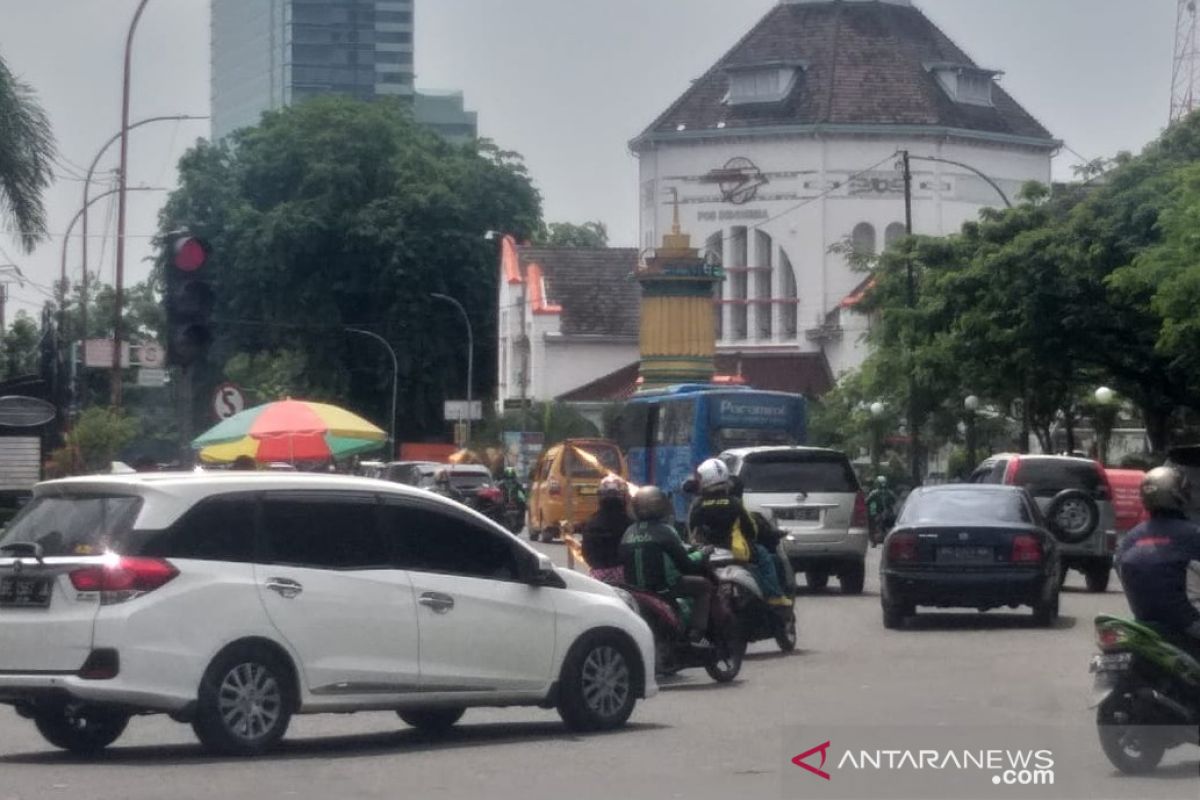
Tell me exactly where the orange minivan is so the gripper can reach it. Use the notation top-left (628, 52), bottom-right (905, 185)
top-left (527, 439), bottom-right (628, 542)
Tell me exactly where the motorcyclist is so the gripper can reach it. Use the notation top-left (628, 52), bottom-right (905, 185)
top-left (431, 468), bottom-right (465, 503)
top-left (866, 476), bottom-right (898, 546)
top-left (497, 466), bottom-right (527, 506)
top-left (621, 486), bottom-right (713, 646)
top-left (688, 459), bottom-right (788, 606)
top-left (1116, 466), bottom-right (1200, 659)
top-left (583, 474), bottom-right (632, 583)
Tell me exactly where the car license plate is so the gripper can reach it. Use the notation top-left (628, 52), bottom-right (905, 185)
top-left (0, 576), bottom-right (54, 608)
top-left (935, 546), bottom-right (994, 564)
top-left (776, 508), bottom-right (820, 522)
top-left (1089, 653), bottom-right (1133, 673)
top-left (577, 485), bottom-right (598, 496)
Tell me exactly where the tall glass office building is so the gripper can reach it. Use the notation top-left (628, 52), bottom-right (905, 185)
top-left (211, 0), bottom-right (415, 139)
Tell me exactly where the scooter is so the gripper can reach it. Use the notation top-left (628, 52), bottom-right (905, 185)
top-left (709, 547), bottom-right (797, 653)
top-left (622, 552), bottom-right (746, 683)
top-left (1089, 614), bottom-right (1200, 774)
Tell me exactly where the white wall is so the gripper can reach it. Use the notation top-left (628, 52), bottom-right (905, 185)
top-left (539, 338), bottom-right (639, 400)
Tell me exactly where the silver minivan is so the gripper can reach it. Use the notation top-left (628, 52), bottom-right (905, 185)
top-left (721, 447), bottom-right (868, 594)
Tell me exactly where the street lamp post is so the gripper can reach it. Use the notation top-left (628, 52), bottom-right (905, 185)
top-left (80, 114), bottom-right (205, 346)
top-left (431, 293), bottom-right (474, 446)
top-left (870, 401), bottom-right (886, 474)
top-left (1094, 386), bottom-right (1117, 466)
top-left (111, 0), bottom-right (153, 408)
top-left (345, 328), bottom-right (398, 461)
top-left (964, 395), bottom-right (981, 475)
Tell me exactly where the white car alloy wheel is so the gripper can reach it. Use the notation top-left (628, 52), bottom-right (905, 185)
top-left (581, 645), bottom-right (631, 719)
top-left (1056, 499), bottom-right (1091, 535)
top-left (218, 662), bottom-right (285, 742)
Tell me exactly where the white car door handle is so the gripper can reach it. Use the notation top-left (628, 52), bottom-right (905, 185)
top-left (265, 578), bottom-right (303, 599)
top-left (418, 592), bottom-right (455, 613)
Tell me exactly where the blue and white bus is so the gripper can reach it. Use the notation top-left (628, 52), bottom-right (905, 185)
top-left (612, 385), bottom-right (808, 520)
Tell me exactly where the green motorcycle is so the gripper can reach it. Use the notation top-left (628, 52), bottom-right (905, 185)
top-left (1090, 614), bottom-right (1200, 773)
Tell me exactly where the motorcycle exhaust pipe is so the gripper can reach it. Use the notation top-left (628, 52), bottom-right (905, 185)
top-left (1133, 687), bottom-right (1198, 725)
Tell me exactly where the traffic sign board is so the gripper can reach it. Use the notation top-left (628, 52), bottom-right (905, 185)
top-left (213, 383), bottom-right (246, 420)
top-left (138, 342), bottom-right (165, 368)
top-left (444, 400), bottom-right (483, 422)
top-left (137, 368), bottom-right (168, 388)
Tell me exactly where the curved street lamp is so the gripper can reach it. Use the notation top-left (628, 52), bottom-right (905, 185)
top-left (431, 293), bottom-right (475, 445)
top-left (345, 328), bottom-right (398, 461)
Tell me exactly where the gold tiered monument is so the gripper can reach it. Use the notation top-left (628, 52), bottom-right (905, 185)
top-left (636, 193), bottom-right (726, 390)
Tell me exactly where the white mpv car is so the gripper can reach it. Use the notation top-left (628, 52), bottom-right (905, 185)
top-left (0, 473), bottom-right (656, 756)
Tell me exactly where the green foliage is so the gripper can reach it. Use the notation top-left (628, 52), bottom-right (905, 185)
top-left (849, 113), bottom-right (1200, 460)
top-left (0, 53), bottom-right (55, 252)
top-left (157, 96), bottom-right (543, 440)
top-left (223, 349), bottom-right (319, 406)
top-left (2, 311), bottom-right (40, 379)
top-left (535, 221), bottom-right (609, 248)
top-left (473, 402), bottom-right (599, 447)
top-left (49, 407), bottom-right (138, 476)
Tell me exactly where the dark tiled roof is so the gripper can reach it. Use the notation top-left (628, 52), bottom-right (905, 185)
top-left (518, 247), bottom-right (641, 338)
top-left (556, 362), bottom-right (641, 403)
top-left (557, 353), bottom-right (834, 402)
top-left (636, 1), bottom-right (1053, 145)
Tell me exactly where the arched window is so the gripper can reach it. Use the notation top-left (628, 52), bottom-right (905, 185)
top-left (885, 222), bottom-right (907, 249)
top-left (851, 223), bottom-right (877, 256)
top-left (780, 249), bottom-right (798, 340)
top-left (754, 230), bottom-right (773, 340)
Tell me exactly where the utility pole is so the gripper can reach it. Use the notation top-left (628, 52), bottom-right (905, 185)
top-left (111, 0), bottom-right (153, 408)
top-left (900, 150), bottom-right (921, 486)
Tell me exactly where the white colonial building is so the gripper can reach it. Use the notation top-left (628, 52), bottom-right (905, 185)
top-left (630, 0), bottom-right (1059, 380)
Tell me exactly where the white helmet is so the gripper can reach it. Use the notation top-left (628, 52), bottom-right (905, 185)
top-left (696, 458), bottom-right (731, 492)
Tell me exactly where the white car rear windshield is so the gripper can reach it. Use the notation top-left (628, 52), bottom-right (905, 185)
top-left (0, 495), bottom-right (143, 557)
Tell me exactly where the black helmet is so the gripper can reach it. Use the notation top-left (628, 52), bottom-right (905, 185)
top-left (632, 486), bottom-right (672, 522)
top-left (1141, 466), bottom-right (1191, 514)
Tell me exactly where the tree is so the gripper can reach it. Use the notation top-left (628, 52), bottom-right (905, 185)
top-left (0, 53), bottom-right (55, 252)
top-left (536, 221), bottom-right (609, 248)
top-left (46, 407), bottom-right (138, 476)
top-left (2, 311), bottom-right (41, 379)
top-left (156, 97), bottom-right (543, 441)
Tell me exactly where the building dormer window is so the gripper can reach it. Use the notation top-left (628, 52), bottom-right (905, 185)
top-left (724, 61), bottom-right (805, 106)
top-left (927, 63), bottom-right (1001, 107)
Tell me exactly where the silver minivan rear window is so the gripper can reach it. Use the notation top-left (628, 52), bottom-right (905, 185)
top-left (0, 495), bottom-right (143, 557)
top-left (739, 452), bottom-right (858, 494)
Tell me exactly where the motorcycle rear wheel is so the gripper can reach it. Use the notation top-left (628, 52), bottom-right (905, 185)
top-left (1097, 702), bottom-right (1166, 775)
top-left (774, 614), bottom-right (797, 652)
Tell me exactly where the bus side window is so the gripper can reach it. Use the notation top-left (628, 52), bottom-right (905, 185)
top-left (659, 399), bottom-right (696, 446)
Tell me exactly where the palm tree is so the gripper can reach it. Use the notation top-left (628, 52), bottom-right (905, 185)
top-left (0, 52), bottom-right (55, 253)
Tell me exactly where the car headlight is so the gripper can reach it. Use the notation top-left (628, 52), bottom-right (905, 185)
top-left (614, 587), bottom-right (639, 614)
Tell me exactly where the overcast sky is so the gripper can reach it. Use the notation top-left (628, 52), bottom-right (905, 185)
top-left (0, 0), bottom-right (1177, 319)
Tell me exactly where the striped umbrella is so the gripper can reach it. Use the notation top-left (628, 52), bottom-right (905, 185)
top-left (193, 399), bottom-right (386, 464)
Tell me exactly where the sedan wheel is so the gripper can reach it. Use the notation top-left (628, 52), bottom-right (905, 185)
top-left (558, 637), bottom-right (637, 732)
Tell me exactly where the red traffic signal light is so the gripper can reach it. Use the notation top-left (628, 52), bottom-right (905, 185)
top-left (173, 237), bottom-right (208, 272)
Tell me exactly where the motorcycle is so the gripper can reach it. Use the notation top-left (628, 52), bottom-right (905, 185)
top-left (1090, 614), bottom-right (1200, 774)
top-left (468, 485), bottom-right (512, 529)
top-left (709, 541), bottom-right (798, 653)
top-left (621, 550), bottom-right (746, 683)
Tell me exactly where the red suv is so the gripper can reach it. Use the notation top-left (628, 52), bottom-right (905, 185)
top-left (968, 455), bottom-right (1117, 592)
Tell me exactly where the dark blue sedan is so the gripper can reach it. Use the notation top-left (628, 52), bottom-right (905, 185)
top-left (880, 485), bottom-right (1062, 629)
